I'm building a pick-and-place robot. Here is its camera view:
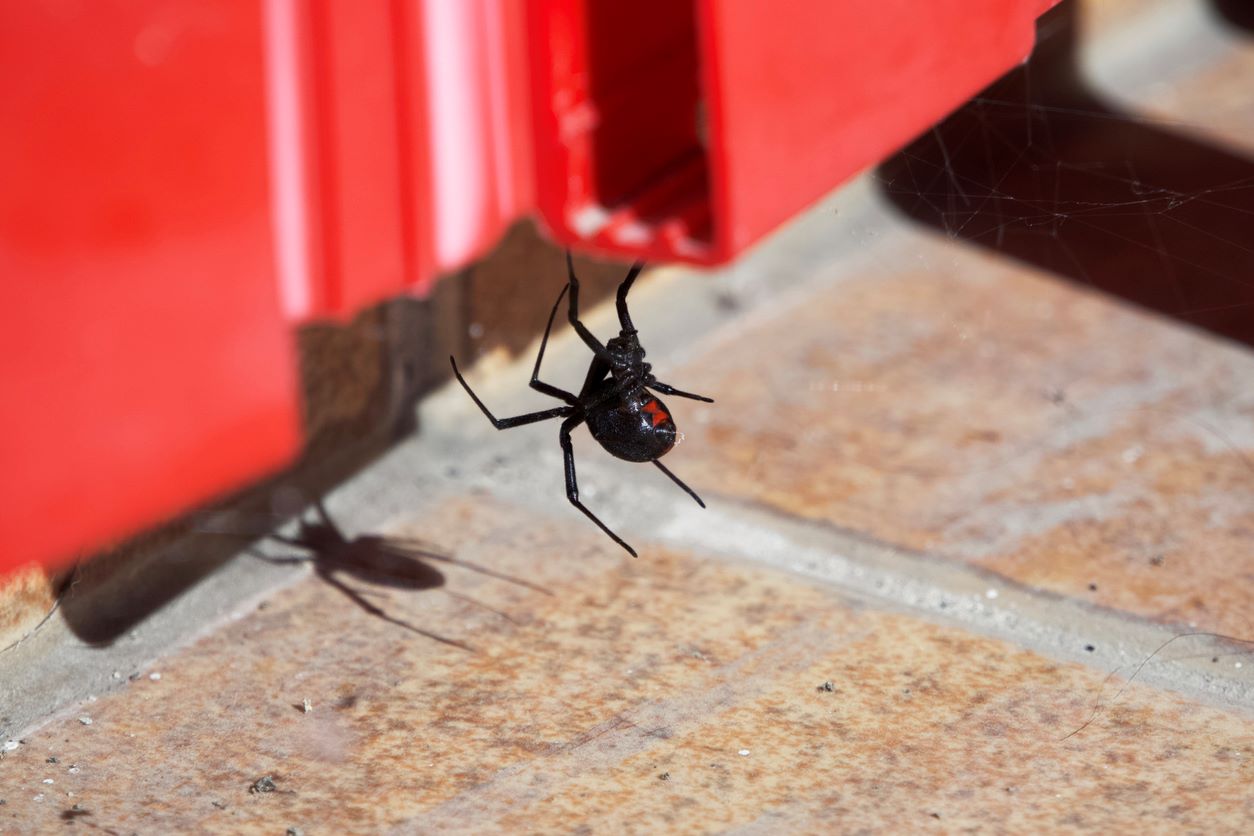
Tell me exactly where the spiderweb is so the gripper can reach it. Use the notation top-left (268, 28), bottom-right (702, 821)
top-left (868, 1), bottom-right (1254, 732)
top-left (875, 0), bottom-right (1254, 348)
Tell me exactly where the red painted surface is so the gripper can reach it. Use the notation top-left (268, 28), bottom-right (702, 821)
top-left (267, 0), bottom-right (535, 320)
top-left (0, 2), bottom-right (301, 574)
top-left (0, 0), bottom-right (1061, 575)
top-left (527, 0), bottom-right (1061, 262)
top-left (701, 0), bottom-right (1061, 257)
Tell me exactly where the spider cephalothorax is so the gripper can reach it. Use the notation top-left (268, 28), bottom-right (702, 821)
top-left (450, 253), bottom-right (713, 557)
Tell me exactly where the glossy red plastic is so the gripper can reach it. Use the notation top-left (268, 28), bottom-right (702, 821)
top-left (0, 2), bottom-right (301, 574)
top-left (527, 0), bottom-right (1061, 262)
top-left (268, 0), bottom-right (534, 320)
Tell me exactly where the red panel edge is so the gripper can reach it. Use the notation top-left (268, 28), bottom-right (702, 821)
top-left (530, 0), bottom-right (1063, 266)
top-left (0, 1), bottom-right (303, 576)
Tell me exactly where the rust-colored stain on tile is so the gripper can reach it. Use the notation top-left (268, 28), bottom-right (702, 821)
top-left (677, 247), bottom-right (1254, 636)
top-left (1, 498), bottom-right (1251, 832)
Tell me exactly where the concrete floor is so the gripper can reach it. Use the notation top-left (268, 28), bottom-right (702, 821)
top-left (2, 1), bottom-right (1254, 832)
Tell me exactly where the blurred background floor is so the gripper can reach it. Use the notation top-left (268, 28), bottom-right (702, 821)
top-left (2, 1), bottom-right (1253, 832)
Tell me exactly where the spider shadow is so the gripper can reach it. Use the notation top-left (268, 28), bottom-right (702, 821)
top-left (247, 500), bottom-right (551, 653)
top-left (876, 0), bottom-right (1254, 348)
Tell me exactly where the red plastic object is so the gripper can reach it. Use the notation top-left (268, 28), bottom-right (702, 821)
top-left (1, 0), bottom-right (1062, 576)
top-left (0, 2), bottom-right (301, 574)
top-left (527, 0), bottom-right (1061, 263)
top-left (267, 0), bottom-right (534, 320)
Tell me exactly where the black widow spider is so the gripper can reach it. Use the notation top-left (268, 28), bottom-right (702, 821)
top-left (450, 253), bottom-right (713, 557)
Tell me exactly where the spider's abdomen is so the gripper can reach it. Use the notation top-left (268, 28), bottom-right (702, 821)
top-left (587, 394), bottom-right (676, 462)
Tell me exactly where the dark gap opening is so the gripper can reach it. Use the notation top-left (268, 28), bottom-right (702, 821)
top-left (582, 0), bottom-right (712, 246)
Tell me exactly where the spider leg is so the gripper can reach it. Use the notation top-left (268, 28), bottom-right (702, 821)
top-left (560, 414), bottom-right (638, 557)
top-left (265, 532), bottom-right (309, 549)
top-left (615, 261), bottom-right (645, 332)
top-left (311, 496), bottom-right (348, 541)
top-left (321, 572), bottom-right (476, 652)
top-left (250, 549), bottom-right (314, 566)
top-left (442, 589), bottom-right (523, 625)
top-left (648, 380), bottom-right (714, 403)
top-left (394, 546), bottom-right (553, 595)
top-left (530, 284), bottom-right (578, 404)
top-left (565, 251), bottom-right (614, 361)
top-left (651, 459), bottom-right (706, 508)
top-left (450, 356), bottom-right (573, 428)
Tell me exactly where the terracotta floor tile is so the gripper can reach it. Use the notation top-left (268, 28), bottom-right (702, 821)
top-left (674, 238), bottom-right (1254, 636)
top-left (1, 498), bottom-right (1251, 833)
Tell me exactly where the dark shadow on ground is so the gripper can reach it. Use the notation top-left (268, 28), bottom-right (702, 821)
top-left (878, 1), bottom-right (1254, 348)
top-left (244, 498), bottom-right (550, 652)
top-left (1211, 0), bottom-right (1254, 32)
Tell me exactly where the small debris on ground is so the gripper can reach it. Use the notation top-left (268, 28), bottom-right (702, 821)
top-left (77, 717), bottom-right (92, 726)
top-left (2, 741), bottom-right (18, 752)
top-left (249, 775), bottom-right (277, 795)
top-left (657, 772), bottom-right (670, 782)
top-left (1084, 645), bottom-right (1095, 652)
top-left (1087, 583), bottom-right (1097, 592)
top-left (303, 699), bottom-right (313, 714)
top-left (817, 680), bottom-right (836, 693)
top-left (738, 749), bottom-right (750, 757)
top-left (211, 801), bottom-right (228, 810)
top-left (287, 828), bottom-right (305, 836)
top-left (62, 804), bottom-right (89, 821)
top-left (46, 757), bottom-right (58, 763)
top-left (149, 672), bottom-right (162, 681)
top-left (1150, 555), bottom-right (1165, 567)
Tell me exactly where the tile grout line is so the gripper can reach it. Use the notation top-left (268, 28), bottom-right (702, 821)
top-left (651, 493), bottom-right (1254, 717)
top-left (394, 428), bottom-right (1254, 725)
